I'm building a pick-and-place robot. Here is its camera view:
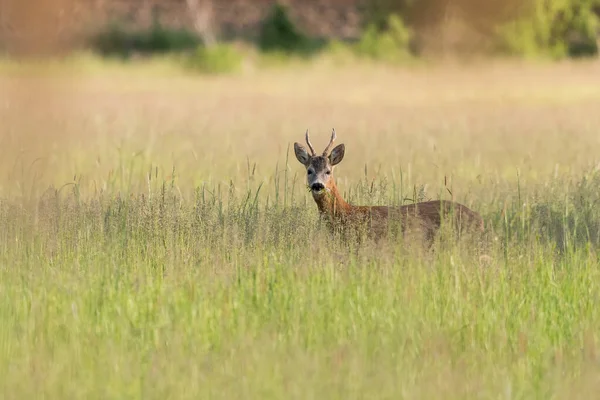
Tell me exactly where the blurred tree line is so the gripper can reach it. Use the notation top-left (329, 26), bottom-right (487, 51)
top-left (92, 0), bottom-right (599, 62)
top-left (7, 0), bottom-right (595, 62)
top-left (366, 0), bottom-right (600, 58)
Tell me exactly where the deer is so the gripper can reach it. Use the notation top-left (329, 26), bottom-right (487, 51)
top-left (293, 129), bottom-right (485, 246)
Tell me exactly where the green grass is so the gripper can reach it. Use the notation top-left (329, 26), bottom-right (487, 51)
top-left (2, 59), bottom-right (600, 398)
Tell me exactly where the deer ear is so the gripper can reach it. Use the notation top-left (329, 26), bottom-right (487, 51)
top-left (329, 144), bottom-right (345, 166)
top-left (294, 142), bottom-right (311, 166)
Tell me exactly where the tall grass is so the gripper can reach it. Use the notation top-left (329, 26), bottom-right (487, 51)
top-left (1, 60), bottom-right (600, 398)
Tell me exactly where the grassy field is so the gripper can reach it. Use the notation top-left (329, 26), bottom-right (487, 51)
top-left (2, 56), bottom-right (600, 399)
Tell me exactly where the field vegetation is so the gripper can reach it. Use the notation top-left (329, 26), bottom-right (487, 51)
top-left (1, 55), bottom-right (600, 398)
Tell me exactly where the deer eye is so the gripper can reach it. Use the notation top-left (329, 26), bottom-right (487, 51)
top-left (307, 169), bottom-right (314, 175)
top-left (326, 170), bottom-right (331, 175)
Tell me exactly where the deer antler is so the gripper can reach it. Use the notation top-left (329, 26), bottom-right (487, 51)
top-left (305, 129), bottom-right (316, 156)
top-left (322, 128), bottom-right (337, 156)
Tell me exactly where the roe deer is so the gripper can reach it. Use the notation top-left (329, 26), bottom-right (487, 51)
top-left (294, 129), bottom-right (484, 245)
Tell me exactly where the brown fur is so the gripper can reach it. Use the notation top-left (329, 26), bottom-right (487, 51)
top-left (314, 178), bottom-right (484, 242)
top-left (295, 129), bottom-right (484, 245)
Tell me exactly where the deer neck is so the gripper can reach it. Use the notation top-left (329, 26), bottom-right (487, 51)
top-left (312, 179), bottom-right (351, 219)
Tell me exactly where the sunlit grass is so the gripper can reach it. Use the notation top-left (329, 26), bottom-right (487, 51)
top-left (1, 58), bottom-right (600, 398)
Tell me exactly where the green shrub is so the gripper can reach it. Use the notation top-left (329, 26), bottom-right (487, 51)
top-left (362, 0), bottom-right (415, 31)
top-left (560, 0), bottom-right (599, 57)
top-left (186, 44), bottom-right (244, 74)
top-left (353, 14), bottom-right (414, 62)
top-left (322, 39), bottom-right (356, 63)
top-left (93, 20), bottom-right (201, 58)
top-left (495, 17), bottom-right (563, 59)
top-left (495, 0), bottom-right (599, 58)
top-left (258, 2), bottom-right (317, 54)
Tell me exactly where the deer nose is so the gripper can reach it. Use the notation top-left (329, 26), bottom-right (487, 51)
top-left (311, 183), bottom-right (325, 191)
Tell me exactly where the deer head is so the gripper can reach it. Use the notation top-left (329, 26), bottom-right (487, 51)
top-left (294, 129), bottom-right (345, 199)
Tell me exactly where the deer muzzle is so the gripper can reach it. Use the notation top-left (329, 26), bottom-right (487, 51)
top-left (311, 182), bottom-right (325, 193)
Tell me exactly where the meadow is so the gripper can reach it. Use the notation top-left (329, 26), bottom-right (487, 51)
top-left (1, 56), bottom-right (600, 398)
